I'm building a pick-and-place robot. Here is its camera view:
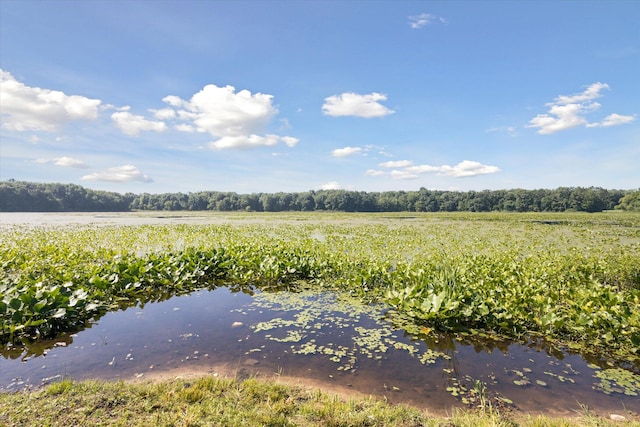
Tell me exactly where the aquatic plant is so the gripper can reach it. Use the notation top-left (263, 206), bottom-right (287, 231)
top-left (1, 212), bottom-right (639, 366)
top-left (593, 367), bottom-right (640, 396)
top-left (246, 289), bottom-right (451, 372)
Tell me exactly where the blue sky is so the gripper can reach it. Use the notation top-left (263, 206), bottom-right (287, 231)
top-left (1, 0), bottom-right (638, 194)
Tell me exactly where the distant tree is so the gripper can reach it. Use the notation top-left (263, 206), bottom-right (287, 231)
top-left (296, 192), bottom-right (316, 211)
top-left (187, 193), bottom-right (208, 210)
top-left (0, 180), bottom-right (131, 211)
top-left (215, 198), bottom-right (231, 211)
top-left (615, 190), bottom-right (640, 211)
top-left (1, 180), bottom-right (629, 213)
top-left (241, 193), bottom-right (263, 212)
top-left (260, 193), bottom-right (279, 211)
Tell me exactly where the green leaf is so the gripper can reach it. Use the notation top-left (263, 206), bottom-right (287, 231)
top-left (431, 291), bottom-right (445, 313)
top-left (51, 308), bottom-right (67, 319)
top-left (9, 298), bottom-right (23, 310)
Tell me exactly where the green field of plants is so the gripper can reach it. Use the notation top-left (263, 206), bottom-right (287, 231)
top-left (1, 212), bottom-right (639, 365)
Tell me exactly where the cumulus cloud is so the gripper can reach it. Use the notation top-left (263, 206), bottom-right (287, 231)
top-left (281, 136), bottom-right (300, 147)
top-left (0, 69), bottom-right (101, 132)
top-left (528, 102), bottom-right (595, 134)
top-left (175, 123), bottom-right (198, 133)
top-left (150, 108), bottom-right (177, 120)
top-left (527, 83), bottom-right (635, 134)
top-left (111, 111), bottom-right (168, 136)
top-left (322, 92), bottom-right (394, 118)
top-left (599, 113), bottom-right (636, 127)
top-left (82, 165), bottom-right (153, 183)
top-left (554, 82), bottom-right (609, 104)
top-left (332, 146), bottom-right (363, 158)
top-left (162, 95), bottom-right (184, 108)
top-left (319, 181), bottom-right (344, 190)
top-left (438, 160), bottom-right (501, 177)
top-left (159, 84), bottom-right (297, 150)
top-left (408, 13), bottom-right (448, 29)
top-left (368, 160), bottom-right (500, 179)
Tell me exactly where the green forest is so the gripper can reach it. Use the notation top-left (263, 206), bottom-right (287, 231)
top-left (1, 179), bottom-right (638, 213)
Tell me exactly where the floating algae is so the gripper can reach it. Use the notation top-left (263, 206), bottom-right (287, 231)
top-left (241, 289), bottom-right (640, 410)
top-left (245, 290), bottom-right (451, 372)
top-left (593, 367), bottom-right (640, 396)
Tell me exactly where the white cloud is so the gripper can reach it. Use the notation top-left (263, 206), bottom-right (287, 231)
top-left (159, 84), bottom-right (297, 149)
top-left (162, 95), bottom-right (184, 108)
top-left (33, 156), bottom-right (89, 168)
top-left (368, 160), bottom-right (500, 179)
top-left (527, 82), bottom-right (635, 134)
top-left (209, 134), bottom-right (298, 150)
top-left (150, 108), bottom-right (177, 120)
top-left (365, 169), bottom-right (386, 177)
top-left (554, 82), bottom-right (608, 104)
top-left (111, 111), bottom-right (168, 136)
top-left (322, 92), bottom-right (394, 118)
top-left (319, 181), bottom-right (344, 190)
top-left (439, 160), bottom-right (500, 177)
top-left (600, 113), bottom-right (636, 127)
top-left (55, 156), bottom-right (90, 168)
top-left (379, 160), bottom-right (413, 168)
top-left (332, 146), bottom-right (363, 158)
top-left (390, 170), bottom-right (419, 180)
top-left (174, 123), bottom-right (198, 132)
top-left (405, 164), bottom-right (441, 174)
top-left (528, 102), bottom-right (594, 134)
top-left (176, 85), bottom-right (276, 136)
top-left (281, 136), bottom-right (300, 147)
top-left (82, 165), bottom-right (153, 183)
top-left (0, 69), bottom-right (101, 132)
top-left (408, 13), bottom-right (448, 29)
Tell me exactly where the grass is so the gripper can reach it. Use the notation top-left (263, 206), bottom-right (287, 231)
top-left (1, 376), bottom-right (638, 427)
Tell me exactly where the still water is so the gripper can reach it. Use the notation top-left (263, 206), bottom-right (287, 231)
top-left (1, 286), bottom-right (638, 415)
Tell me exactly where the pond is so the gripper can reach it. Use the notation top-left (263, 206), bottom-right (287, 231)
top-left (2, 286), bottom-right (638, 416)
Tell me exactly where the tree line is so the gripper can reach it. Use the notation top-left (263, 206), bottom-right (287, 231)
top-left (1, 180), bottom-right (637, 213)
top-left (0, 180), bottom-right (132, 212)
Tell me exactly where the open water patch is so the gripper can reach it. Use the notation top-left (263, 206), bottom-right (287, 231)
top-left (1, 286), bottom-right (638, 415)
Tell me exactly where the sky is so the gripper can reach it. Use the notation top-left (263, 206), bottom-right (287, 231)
top-left (0, 0), bottom-right (638, 194)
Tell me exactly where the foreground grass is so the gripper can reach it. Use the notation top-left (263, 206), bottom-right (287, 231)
top-left (0, 377), bottom-right (636, 427)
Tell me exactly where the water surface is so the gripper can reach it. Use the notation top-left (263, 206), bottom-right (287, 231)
top-left (2, 287), bottom-right (638, 415)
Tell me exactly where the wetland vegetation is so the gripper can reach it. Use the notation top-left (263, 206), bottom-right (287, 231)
top-left (1, 211), bottom-right (639, 420)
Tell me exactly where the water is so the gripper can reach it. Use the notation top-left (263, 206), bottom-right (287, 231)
top-left (1, 286), bottom-right (638, 415)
